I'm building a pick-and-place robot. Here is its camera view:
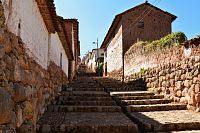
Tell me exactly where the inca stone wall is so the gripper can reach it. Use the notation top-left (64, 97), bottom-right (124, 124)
top-left (0, 4), bottom-right (68, 133)
top-left (124, 44), bottom-right (183, 76)
top-left (126, 45), bottom-right (200, 111)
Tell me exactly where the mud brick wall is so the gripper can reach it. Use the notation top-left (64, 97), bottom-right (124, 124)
top-left (0, 6), bottom-right (68, 133)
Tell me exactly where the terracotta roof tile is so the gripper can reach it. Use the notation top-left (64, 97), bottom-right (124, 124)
top-left (101, 2), bottom-right (177, 49)
top-left (36, 0), bottom-right (59, 33)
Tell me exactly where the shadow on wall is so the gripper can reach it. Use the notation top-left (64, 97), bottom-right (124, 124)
top-left (96, 76), bottom-right (147, 92)
top-left (124, 78), bottom-right (147, 91)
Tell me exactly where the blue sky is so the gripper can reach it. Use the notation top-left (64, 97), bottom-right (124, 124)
top-left (54, 0), bottom-right (200, 57)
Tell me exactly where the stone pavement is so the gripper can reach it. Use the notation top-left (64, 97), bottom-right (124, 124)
top-left (96, 77), bottom-right (200, 133)
top-left (37, 67), bottom-right (200, 133)
top-left (36, 71), bottom-right (138, 133)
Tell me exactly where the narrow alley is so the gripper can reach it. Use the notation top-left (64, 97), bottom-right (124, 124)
top-left (36, 67), bottom-right (138, 133)
top-left (37, 65), bottom-right (200, 133)
top-left (0, 0), bottom-right (200, 133)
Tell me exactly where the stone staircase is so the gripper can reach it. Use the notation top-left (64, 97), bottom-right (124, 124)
top-left (36, 74), bottom-right (138, 133)
top-left (111, 91), bottom-right (186, 112)
top-left (96, 77), bottom-right (200, 133)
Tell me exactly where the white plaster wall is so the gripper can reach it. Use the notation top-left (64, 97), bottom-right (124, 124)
top-left (106, 25), bottom-right (123, 72)
top-left (71, 24), bottom-right (75, 57)
top-left (50, 33), bottom-right (69, 76)
top-left (1, 0), bottom-right (49, 69)
top-left (92, 55), bottom-right (96, 71)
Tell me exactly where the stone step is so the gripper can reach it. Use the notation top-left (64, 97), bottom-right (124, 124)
top-left (121, 99), bottom-right (172, 105)
top-left (148, 131), bottom-right (200, 133)
top-left (37, 112), bottom-right (138, 133)
top-left (72, 87), bottom-right (105, 91)
top-left (171, 131), bottom-right (200, 133)
top-left (61, 91), bottom-right (109, 97)
top-left (71, 85), bottom-right (102, 88)
top-left (110, 91), bottom-right (154, 97)
top-left (117, 95), bottom-right (164, 100)
top-left (127, 103), bottom-right (186, 112)
top-left (52, 101), bottom-right (117, 106)
top-left (107, 87), bottom-right (146, 92)
top-left (47, 105), bottom-right (122, 112)
top-left (57, 96), bottom-right (113, 101)
top-left (131, 110), bottom-right (200, 132)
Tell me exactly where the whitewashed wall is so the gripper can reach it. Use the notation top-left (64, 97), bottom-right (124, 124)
top-left (50, 33), bottom-right (69, 76)
top-left (1, 0), bottom-right (49, 69)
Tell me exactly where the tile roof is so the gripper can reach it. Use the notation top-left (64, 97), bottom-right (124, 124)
top-left (101, 2), bottom-right (177, 49)
top-left (36, 0), bottom-right (59, 33)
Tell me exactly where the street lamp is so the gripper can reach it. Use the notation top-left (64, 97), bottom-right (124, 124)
top-left (93, 37), bottom-right (99, 61)
top-left (93, 37), bottom-right (99, 76)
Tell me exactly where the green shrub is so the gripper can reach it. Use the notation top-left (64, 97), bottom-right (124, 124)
top-left (144, 32), bottom-right (187, 51)
top-left (139, 68), bottom-right (145, 77)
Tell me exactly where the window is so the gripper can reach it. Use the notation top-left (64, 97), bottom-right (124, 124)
top-left (138, 21), bottom-right (144, 28)
top-left (101, 53), bottom-right (104, 56)
top-left (60, 53), bottom-right (62, 67)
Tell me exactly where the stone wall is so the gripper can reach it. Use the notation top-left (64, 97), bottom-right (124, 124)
top-left (124, 43), bottom-right (183, 76)
top-left (0, 7), bottom-right (68, 133)
top-left (125, 45), bottom-right (200, 111)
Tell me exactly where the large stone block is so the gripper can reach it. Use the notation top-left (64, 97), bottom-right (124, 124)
top-left (169, 79), bottom-right (175, 87)
top-left (0, 87), bottom-right (14, 125)
top-left (175, 81), bottom-right (183, 90)
top-left (3, 35), bottom-right (12, 53)
top-left (180, 97), bottom-right (188, 104)
top-left (186, 72), bottom-right (193, 80)
top-left (193, 77), bottom-right (199, 84)
top-left (13, 84), bottom-right (32, 102)
top-left (195, 93), bottom-right (200, 103)
top-left (175, 75), bottom-right (180, 82)
top-left (195, 84), bottom-right (200, 93)
top-left (193, 70), bottom-right (199, 77)
top-left (3, 54), bottom-right (12, 70)
top-left (0, 45), bottom-right (5, 59)
top-left (183, 80), bottom-right (190, 88)
top-left (22, 101), bottom-right (33, 121)
top-left (13, 61), bottom-right (22, 82)
top-left (16, 123), bottom-right (34, 133)
top-left (16, 105), bottom-right (23, 128)
top-left (180, 74), bottom-right (186, 80)
top-left (177, 90), bottom-right (182, 97)
top-left (182, 88), bottom-right (188, 97)
top-left (188, 90), bottom-right (196, 106)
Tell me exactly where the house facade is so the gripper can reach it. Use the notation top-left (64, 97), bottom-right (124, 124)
top-left (64, 19), bottom-right (80, 80)
top-left (91, 49), bottom-right (104, 71)
top-left (101, 2), bottom-right (176, 77)
top-left (0, 0), bottom-right (79, 131)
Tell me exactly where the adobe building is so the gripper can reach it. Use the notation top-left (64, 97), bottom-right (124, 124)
top-left (64, 19), bottom-right (80, 80)
top-left (0, 0), bottom-right (79, 131)
top-left (90, 48), bottom-right (104, 71)
top-left (101, 1), bottom-right (177, 76)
